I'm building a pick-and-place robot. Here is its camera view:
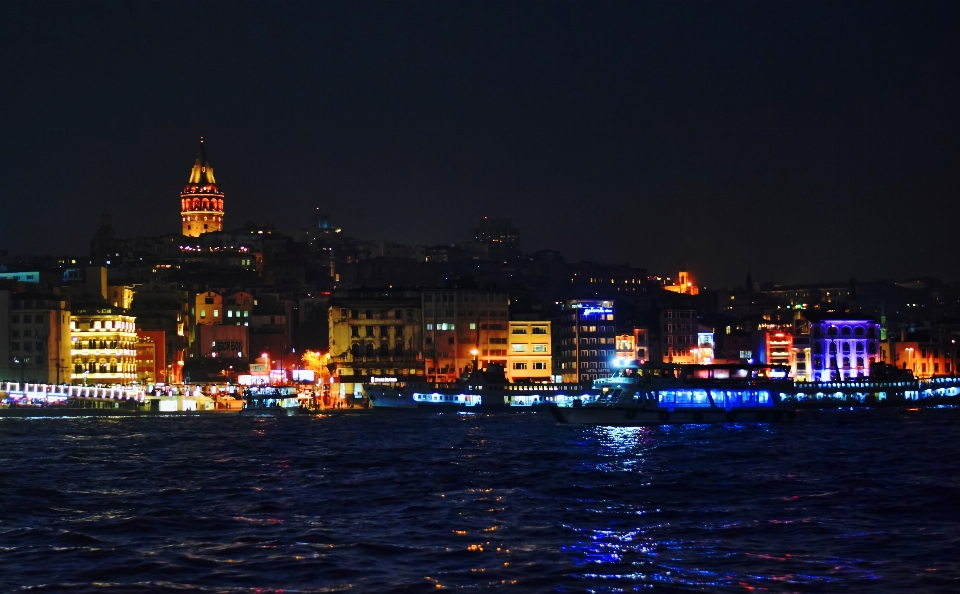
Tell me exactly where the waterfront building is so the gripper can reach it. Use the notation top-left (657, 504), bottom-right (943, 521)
top-left (129, 283), bottom-right (191, 384)
top-left (135, 329), bottom-right (166, 384)
top-left (808, 316), bottom-right (882, 381)
top-left (558, 300), bottom-right (616, 382)
top-left (3, 292), bottom-right (72, 384)
top-left (506, 320), bottom-right (552, 382)
top-left (893, 328), bottom-right (957, 378)
top-left (327, 289), bottom-right (425, 399)
top-left (422, 289), bottom-right (510, 382)
top-left (660, 309), bottom-right (698, 364)
top-left (180, 138), bottom-right (224, 237)
top-left (70, 304), bottom-right (137, 384)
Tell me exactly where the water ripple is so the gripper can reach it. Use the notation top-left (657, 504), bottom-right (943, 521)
top-left (0, 411), bottom-right (959, 591)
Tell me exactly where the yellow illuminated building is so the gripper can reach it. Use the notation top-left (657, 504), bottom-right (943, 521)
top-left (70, 305), bottom-right (137, 384)
top-left (506, 321), bottom-right (552, 382)
top-left (195, 291), bottom-right (223, 325)
top-left (181, 137), bottom-right (224, 237)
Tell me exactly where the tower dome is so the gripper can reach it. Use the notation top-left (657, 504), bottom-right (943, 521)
top-left (180, 137), bottom-right (224, 237)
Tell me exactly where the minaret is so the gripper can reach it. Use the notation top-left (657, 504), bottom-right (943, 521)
top-left (180, 137), bottom-right (224, 237)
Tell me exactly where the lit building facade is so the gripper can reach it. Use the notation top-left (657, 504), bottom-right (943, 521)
top-left (5, 293), bottom-right (72, 384)
top-left (894, 341), bottom-right (956, 379)
top-left (809, 317), bottom-right (882, 381)
top-left (422, 290), bottom-right (509, 381)
top-left (195, 291), bottom-right (223, 325)
top-left (506, 321), bottom-right (552, 382)
top-left (663, 271), bottom-right (700, 295)
top-left (328, 290), bottom-right (425, 399)
top-left (70, 305), bottom-right (137, 384)
top-left (660, 309), bottom-right (697, 363)
top-left (180, 137), bottom-right (224, 237)
top-left (136, 329), bottom-right (166, 384)
top-left (559, 300), bottom-right (616, 382)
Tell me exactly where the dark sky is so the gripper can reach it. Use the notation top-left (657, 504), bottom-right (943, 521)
top-left (2, 1), bottom-right (958, 288)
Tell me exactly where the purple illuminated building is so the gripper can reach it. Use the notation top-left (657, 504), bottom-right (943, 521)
top-left (809, 316), bottom-right (882, 381)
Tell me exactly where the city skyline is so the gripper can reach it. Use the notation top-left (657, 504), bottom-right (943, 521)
top-left (3, 1), bottom-right (960, 288)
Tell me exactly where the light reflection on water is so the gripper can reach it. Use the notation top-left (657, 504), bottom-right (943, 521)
top-left (563, 422), bottom-right (890, 591)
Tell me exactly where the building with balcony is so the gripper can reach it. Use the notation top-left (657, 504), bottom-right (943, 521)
top-left (506, 321), bottom-right (551, 382)
top-left (809, 316), bottom-right (882, 381)
top-left (70, 304), bottom-right (137, 384)
top-left (328, 290), bottom-right (425, 399)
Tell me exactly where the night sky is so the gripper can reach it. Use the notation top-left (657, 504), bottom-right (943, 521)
top-left (2, 1), bottom-right (958, 288)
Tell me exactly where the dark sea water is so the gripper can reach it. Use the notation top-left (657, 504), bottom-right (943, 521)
top-left (1, 410), bottom-right (959, 593)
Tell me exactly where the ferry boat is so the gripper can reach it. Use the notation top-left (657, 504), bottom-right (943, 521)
top-left (365, 363), bottom-right (593, 411)
top-left (550, 361), bottom-right (798, 425)
top-left (239, 386), bottom-right (307, 417)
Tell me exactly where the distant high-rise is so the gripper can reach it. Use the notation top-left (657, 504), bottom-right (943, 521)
top-left (180, 137), bottom-right (224, 237)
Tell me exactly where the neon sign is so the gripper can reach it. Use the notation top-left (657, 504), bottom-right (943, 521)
top-left (582, 307), bottom-right (613, 316)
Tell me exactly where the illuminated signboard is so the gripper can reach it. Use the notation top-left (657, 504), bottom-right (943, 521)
top-left (370, 377), bottom-right (399, 383)
top-left (582, 307), bottom-right (613, 316)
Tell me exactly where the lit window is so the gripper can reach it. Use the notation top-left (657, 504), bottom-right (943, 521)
top-left (227, 311), bottom-right (233, 318)
top-left (533, 344), bottom-right (547, 353)
top-left (511, 344), bottom-right (527, 352)
top-left (213, 309), bottom-right (219, 318)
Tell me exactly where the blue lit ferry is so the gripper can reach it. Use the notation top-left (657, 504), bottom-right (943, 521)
top-left (365, 363), bottom-right (593, 411)
top-left (550, 361), bottom-right (797, 425)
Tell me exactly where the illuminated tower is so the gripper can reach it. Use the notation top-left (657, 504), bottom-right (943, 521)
top-left (180, 137), bottom-right (224, 237)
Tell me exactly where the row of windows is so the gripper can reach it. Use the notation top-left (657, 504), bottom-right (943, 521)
top-left (9, 314), bottom-right (45, 324)
top-left (812, 356), bottom-right (871, 370)
top-left (578, 325), bottom-right (614, 333)
top-left (350, 343), bottom-right (405, 357)
top-left (578, 349), bottom-right (613, 358)
top-left (10, 342), bottom-right (44, 353)
top-left (344, 309), bottom-right (412, 320)
top-left (511, 344), bottom-right (548, 353)
top-left (352, 325), bottom-right (405, 337)
top-left (9, 329), bottom-right (43, 339)
top-left (813, 341), bottom-right (877, 355)
top-left (72, 320), bottom-right (135, 331)
top-left (812, 325), bottom-right (876, 338)
top-left (511, 326), bottom-right (548, 334)
top-left (578, 337), bottom-right (613, 345)
top-left (580, 362), bottom-right (608, 369)
top-left (512, 362), bottom-right (548, 370)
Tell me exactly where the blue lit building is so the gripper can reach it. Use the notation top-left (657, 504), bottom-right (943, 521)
top-left (558, 300), bottom-right (616, 382)
top-left (809, 315), bottom-right (882, 381)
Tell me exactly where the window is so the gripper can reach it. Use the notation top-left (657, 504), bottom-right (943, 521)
top-left (213, 309), bottom-right (219, 318)
top-left (380, 325), bottom-right (389, 336)
top-left (533, 344), bottom-right (547, 353)
top-left (532, 326), bottom-right (548, 334)
top-left (513, 362), bottom-right (528, 370)
top-left (512, 327), bottom-right (527, 334)
top-left (366, 327), bottom-right (374, 337)
top-left (200, 310), bottom-right (206, 318)
top-left (227, 311), bottom-right (233, 318)
top-left (448, 337), bottom-right (455, 345)
top-left (511, 344), bottom-right (527, 352)
top-left (35, 314), bottom-right (43, 323)
top-left (489, 337), bottom-right (507, 344)
top-left (533, 362), bottom-right (547, 370)
top-left (36, 343), bottom-right (44, 353)
top-left (469, 323), bottom-right (476, 330)
top-left (351, 326), bottom-right (359, 337)
top-left (395, 325), bottom-right (404, 336)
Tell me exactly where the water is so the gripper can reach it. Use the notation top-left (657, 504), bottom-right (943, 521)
top-left (1, 410), bottom-right (958, 593)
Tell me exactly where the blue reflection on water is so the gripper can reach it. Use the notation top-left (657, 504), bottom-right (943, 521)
top-left (561, 422), bottom-right (890, 591)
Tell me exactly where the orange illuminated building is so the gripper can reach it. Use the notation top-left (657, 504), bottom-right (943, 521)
top-left (664, 271), bottom-right (699, 295)
top-left (181, 137), bottom-right (224, 237)
top-left (136, 330), bottom-right (166, 384)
